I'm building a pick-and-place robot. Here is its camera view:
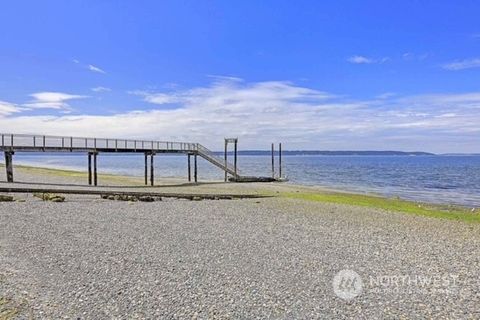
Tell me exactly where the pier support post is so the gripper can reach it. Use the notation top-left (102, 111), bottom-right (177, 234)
top-left (194, 153), bottom-right (198, 183)
top-left (187, 154), bottom-right (192, 182)
top-left (144, 153), bottom-right (148, 185)
top-left (234, 139), bottom-right (238, 177)
top-left (93, 152), bottom-right (98, 186)
top-left (88, 153), bottom-right (92, 185)
top-left (224, 140), bottom-right (228, 182)
top-left (278, 143), bottom-right (282, 178)
top-left (150, 153), bottom-right (154, 186)
top-left (271, 143), bottom-right (275, 179)
top-left (4, 151), bottom-right (14, 183)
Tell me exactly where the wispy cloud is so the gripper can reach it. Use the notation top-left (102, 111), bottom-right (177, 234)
top-left (91, 86), bottom-right (111, 93)
top-left (376, 92), bottom-right (396, 99)
top-left (442, 58), bottom-right (480, 70)
top-left (129, 90), bottom-right (178, 104)
top-left (347, 55), bottom-right (389, 64)
top-left (402, 52), bottom-right (429, 61)
top-left (24, 92), bottom-right (87, 110)
top-left (348, 55), bottom-right (374, 64)
top-left (1, 80), bottom-right (480, 152)
top-left (88, 64), bottom-right (106, 74)
top-left (72, 60), bottom-right (107, 74)
top-left (0, 100), bottom-right (23, 116)
top-left (130, 80), bottom-right (332, 107)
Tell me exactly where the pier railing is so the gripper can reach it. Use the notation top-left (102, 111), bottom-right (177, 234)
top-left (1, 133), bottom-right (241, 178)
top-left (0, 133), bottom-right (198, 152)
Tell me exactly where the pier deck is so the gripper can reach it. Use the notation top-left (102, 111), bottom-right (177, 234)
top-left (1, 133), bottom-right (241, 185)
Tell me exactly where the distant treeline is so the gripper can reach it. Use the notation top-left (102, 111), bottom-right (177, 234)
top-left (217, 150), bottom-right (435, 156)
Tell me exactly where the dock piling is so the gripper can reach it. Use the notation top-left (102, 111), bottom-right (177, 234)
top-left (187, 153), bottom-right (192, 182)
top-left (93, 153), bottom-right (98, 186)
top-left (88, 153), bottom-right (92, 185)
top-left (271, 143), bottom-right (275, 178)
top-left (194, 153), bottom-right (198, 183)
top-left (150, 153), bottom-right (154, 186)
top-left (144, 153), bottom-right (148, 185)
top-left (234, 139), bottom-right (238, 177)
top-left (4, 151), bottom-right (14, 182)
top-left (279, 143), bottom-right (282, 178)
top-left (224, 140), bottom-right (228, 182)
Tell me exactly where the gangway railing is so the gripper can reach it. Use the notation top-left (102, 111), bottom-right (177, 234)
top-left (197, 144), bottom-right (239, 177)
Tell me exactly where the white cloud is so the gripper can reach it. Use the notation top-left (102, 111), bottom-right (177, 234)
top-left (91, 86), bottom-right (111, 93)
top-left (131, 79), bottom-right (332, 107)
top-left (1, 80), bottom-right (480, 152)
top-left (348, 55), bottom-right (389, 64)
top-left (442, 58), bottom-right (480, 70)
top-left (130, 91), bottom-right (179, 104)
top-left (24, 92), bottom-right (87, 110)
top-left (348, 55), bottom-right (374, 64)
top-left (402, 52), bottom-right (429, 61)
top-left (376, 92), bottom-right (396, 99)
top-left (0, 101), bottom-right (23, 116)
top-left (88, 64), bottom-right (106, 74)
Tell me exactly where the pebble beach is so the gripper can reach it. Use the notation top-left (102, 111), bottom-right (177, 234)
top-left (1, 166), bottom-right (480, 318)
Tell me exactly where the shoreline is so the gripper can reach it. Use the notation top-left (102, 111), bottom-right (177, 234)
top-left (3, 155), bottom-right (479, 207)
top-left (1, 163), bottom-right (478, 223)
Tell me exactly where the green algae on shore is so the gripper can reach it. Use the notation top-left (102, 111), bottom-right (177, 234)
top-left (282, 191), bottom-right (479, 223)
top-left (2, 163), bottom-right (478, 223)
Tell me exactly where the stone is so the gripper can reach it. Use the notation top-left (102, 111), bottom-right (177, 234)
top-left (138, 196), bottom-right (155, 202)
top-left (33, 193), bottom-right (65, 202)
top-left (0, 194), bottom-right (14, 202)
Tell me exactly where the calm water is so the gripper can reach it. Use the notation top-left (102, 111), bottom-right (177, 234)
top-left (7, 153), bottom-right (480, 207)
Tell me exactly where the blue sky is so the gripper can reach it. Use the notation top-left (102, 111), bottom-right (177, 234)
top-left (0, 1), bottom-right (479, 152)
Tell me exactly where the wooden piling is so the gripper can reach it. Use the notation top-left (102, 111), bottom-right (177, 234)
top-left (271, 143), bottom-right (275, 178)
top-left (194, 153), bottom-right (198, 183)
top-left (234, 139), bottom-right (238, 177)
top-left (187, 154), bottom-right (192, 182)
top-left (4, 151), bottom-right (13, 182)
top-left (224, 139), bottom-right (228, 182)
top-left (150, 153), bottom-right (154, 186)
top-left (279, 142), bottom-right (282, 178)
top-left (93, 153), bottom-right (98, 186)
top-left (88, 153), bottom-right (92, 185)
top-left (144, 153), bottom-right (148, 185)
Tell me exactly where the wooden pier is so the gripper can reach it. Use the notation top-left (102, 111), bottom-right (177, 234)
top-left (1, 133), bottom-right (241, 185)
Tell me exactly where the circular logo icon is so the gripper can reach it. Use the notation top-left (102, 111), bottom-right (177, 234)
top-left (333, 269), bottom-right (363, 300)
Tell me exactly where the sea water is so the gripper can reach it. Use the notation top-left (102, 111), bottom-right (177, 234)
top-left (6, 153), bottom-right (480, 207)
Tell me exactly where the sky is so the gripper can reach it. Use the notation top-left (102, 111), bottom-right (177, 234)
top-left (0, 1), bottom-right (479, 153)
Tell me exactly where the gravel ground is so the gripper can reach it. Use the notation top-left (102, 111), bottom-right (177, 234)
top-left (1, 166), bottom-right (480, 318)
top-left (1, 192), bottom-right (480, 319)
